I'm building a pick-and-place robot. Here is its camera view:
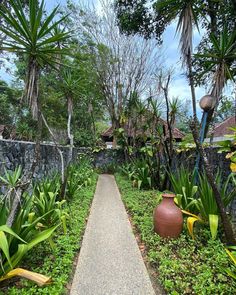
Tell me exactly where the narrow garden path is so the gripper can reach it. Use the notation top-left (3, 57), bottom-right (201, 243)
top-left (70, 174), bottom-right (156, 295)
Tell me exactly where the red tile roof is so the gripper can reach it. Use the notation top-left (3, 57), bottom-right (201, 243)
top-left (102, 118), bottom-right (185, 140)
top-left (213, 116), bottom-right (236, 137)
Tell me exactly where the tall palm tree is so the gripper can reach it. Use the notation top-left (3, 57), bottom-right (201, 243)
top-left (0, 0), bottom-right (70, 120)
top-left (154, 0), bottom-right (199, 118)
top-left (0, 0), bottom-right (71, 235)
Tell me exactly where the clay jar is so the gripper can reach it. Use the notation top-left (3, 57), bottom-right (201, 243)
top-left (153, 193), bottom-right (183, 239)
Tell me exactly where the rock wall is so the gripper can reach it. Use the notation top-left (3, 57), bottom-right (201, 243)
top-left (0, 139), bottom-right (234, 218)
top-left (0, 139), bottom-right (124, 179)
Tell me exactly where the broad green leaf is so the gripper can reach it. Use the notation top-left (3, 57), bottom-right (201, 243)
top-left (27, 225), bottom-right (59, 250)
top-left (192, 186), bottom-right (198, 196)
top-left (0, 225), bottom-right (25, 243)
top-left (7, 244), bottom-right (28, 271)
top-left (0, 231), bottom-right (12, 269)
top-left (138, 180), bottom-right (142, 190)
top-left (209, 214), bottom-right (219, 240)
top-left (61, 215), bottom-right (67, 234)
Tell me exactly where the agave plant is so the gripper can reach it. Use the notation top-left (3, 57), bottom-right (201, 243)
top-left (0, 0), bottom-right (71, 120)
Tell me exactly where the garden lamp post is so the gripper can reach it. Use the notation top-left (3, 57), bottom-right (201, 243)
top-left (194, 95), bottom-right (216, 178)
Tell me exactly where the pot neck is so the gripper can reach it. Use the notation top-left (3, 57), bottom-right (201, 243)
top-left (162, 195), bottom-right (175, 205)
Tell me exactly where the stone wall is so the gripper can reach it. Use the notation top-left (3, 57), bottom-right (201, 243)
top-left (0, 139), bottom-right (74, 179)
top-left (0, 139), bottom-right (124, 179)
top-left (0, 139), bottom-right (234, 215)
top-left (172, 147), bottom-right (231, 177)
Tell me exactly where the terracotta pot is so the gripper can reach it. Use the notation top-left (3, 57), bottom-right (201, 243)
top-left (153, 193), bottom-right (183, 238)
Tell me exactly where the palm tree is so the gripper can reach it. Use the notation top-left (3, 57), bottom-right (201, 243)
top-left (0, 0), bottom-right (70, 120)
top-left (154, 0), bottom-right (199, 118)
top-left (0, 0), bottom-right (71, 233)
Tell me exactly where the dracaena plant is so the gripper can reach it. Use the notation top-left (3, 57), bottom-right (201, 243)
top-left (0, 0), bottom-right (71, 120)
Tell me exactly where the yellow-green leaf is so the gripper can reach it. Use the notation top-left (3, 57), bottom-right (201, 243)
top-left (182, 210), bottom-right (202, 220)
top-left (230, 162), bottom-right (236, 173)
top-left (187, 216), bottom-right (200, 239)
top-left (0, 268), bottom-right (51, 286)
top-left (209, 214), bottom-right (219, 240)
top-left (226, 248), bottom-right (236, 265)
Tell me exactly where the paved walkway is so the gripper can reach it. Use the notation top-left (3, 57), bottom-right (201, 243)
top-left (70, 174), bottom-right (156, 295)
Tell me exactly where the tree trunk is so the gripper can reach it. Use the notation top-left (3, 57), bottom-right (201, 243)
top-left (67, 96), bottom-right (74, 164)
top-left (41, 113), bottom-right (65, 184)
top-left (25, 58), bottom-right (40, 120)
top-left (187, 52), bottom-right (197, 120)
top-left (190, 120), bottom-right (236, 245)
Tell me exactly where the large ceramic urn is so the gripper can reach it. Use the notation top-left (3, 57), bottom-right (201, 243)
top-left (153, 193), bottom-right (183, 238)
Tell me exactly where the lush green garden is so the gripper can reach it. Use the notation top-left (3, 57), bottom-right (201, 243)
top-left (0, 158), bottom-right (97, 294)
top-left (0, 0), bottom-right (236, 294)
top-left (116, 173), bottom-right (236, 295)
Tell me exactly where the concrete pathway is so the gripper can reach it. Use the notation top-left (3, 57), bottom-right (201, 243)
top-left (70, 174), bottom-right (156, 295)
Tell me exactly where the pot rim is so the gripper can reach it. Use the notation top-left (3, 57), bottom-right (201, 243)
top-left (162, 193), bottom-right (176, 198)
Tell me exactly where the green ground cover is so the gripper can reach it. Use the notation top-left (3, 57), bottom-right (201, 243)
top-left (116, 173), bottom-right (236, 295)
top-left (1, 175), bottom-right (97, 295)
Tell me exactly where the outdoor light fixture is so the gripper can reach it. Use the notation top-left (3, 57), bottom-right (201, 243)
top-left (199, 94), bottom-right (216, 112)
top-left (195, 94), bottom-right (216, 178)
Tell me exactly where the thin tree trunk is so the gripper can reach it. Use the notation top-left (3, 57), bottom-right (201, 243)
top-left (67, 96), bottom-right (74, 164)
top-left (187, 53), bottom-right (197, 120)
top-left (190, 120), bottom-right (236, 245)
top-left (24, 58), bottom-right (40, 120)
top-left (41, 113), bottom-right (65, 184)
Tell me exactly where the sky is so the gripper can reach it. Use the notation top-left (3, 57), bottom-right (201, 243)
top-left (43, 0), bottom-right (209, 117)
top-left (1, 0), bottom-right (229, 118)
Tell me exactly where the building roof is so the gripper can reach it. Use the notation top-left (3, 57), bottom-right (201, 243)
top-left (213, 116), bottom-right (236, 137)
top-left (102, 118), bottom-right (185, 140)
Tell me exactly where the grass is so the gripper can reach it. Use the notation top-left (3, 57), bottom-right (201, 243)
top-left (1, 174), bottom-right (97, 295)
top-left (115, 173), bottom-right (236, 295)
